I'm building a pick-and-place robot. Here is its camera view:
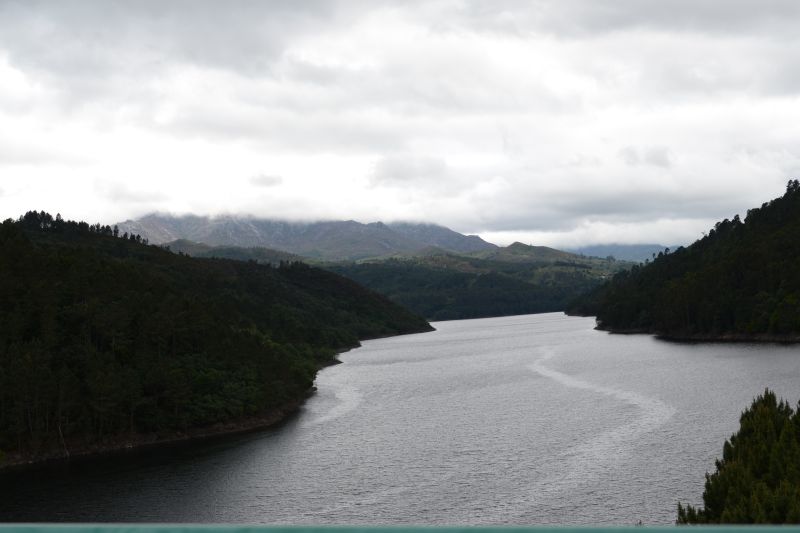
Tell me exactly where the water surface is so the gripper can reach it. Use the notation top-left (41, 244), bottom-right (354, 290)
top-left (2, 313), bottom-right (799, 524)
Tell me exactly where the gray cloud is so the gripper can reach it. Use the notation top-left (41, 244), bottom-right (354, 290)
top-left (250, 174), bottom-right (283, 187)
top-left (94, 181), bottom-right (166, 204)
top-left (0, 1), bottom-right (341, 73)
top-left (165, 105), bottom-right (410, 153)
top-left (644, 147), bottom-right (672, 169)
top-left (437, 1), bottom-right (800, 38)
top-left (0, 0), bottom-right (364, 112)
top-left (0, 137), bottom-right (88, 166)
top-left (619, 147), bottom-right (640, 167)
top-left (468, 186), bottom-right (743, 234)
top-left (1, 1), bottom-right (798, 246)
top-left (370, 155), bottom-right (448, 187)
top-left (619, 146), bottom-right (672, 169)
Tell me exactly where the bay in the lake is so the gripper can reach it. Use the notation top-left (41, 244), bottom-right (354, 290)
top-left (2, 313), bottom-right (799, 524)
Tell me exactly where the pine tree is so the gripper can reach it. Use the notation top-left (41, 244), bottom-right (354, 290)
top-left (678, 389), bottom-right (800, 524)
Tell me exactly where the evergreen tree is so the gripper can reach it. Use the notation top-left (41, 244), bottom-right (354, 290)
top-left (678, 389), bottom-right (800, 524)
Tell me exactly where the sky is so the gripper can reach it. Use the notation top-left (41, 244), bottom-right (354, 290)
top-left (1, 1), bottom-right (799, 247)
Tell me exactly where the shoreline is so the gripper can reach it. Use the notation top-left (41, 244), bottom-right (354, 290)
top-left (594, 324), bottom-right (800, 344)
top-left (0, 352), bottom-right (341, 474)
top-left (0, 392), bottom-right (312, 474)
top-left (564, 311), bottom-right (800, 344)
top-left (0, 326), bottom-right (435, 474)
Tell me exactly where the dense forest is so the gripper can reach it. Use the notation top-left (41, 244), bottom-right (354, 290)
top-left (327, 246), bottom-right (627, 321)
top-left (678, 390), bottom-right (800, 523)
top-left (328, 256), bottom-right (611, 320)
top-left (568, 180), bottom-right (800, 339)
top-left (0, 212), bottom-right (431, 466)
top-left (163, 239), bottom-right (628, 321)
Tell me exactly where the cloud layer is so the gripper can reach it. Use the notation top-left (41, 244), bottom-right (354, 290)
top-left (1, 1), bottom-right (798, 246)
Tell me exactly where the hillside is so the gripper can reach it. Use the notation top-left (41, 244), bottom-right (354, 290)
top-left (0, 212), bottom-right (432, 467)
top-left (157, 238), bottom-right (629, 321)
top-left (165, 239), bottom-right (302, 265)
top-left (116, 214), bottom-right (496, 261)
top-left (469, 241), bottom-right (577, 263)
top-left (387, 222), bottom-right (496, 254)
top-left (567, 180), bottom-right (800, 340)
top-left (329, 249), bottom-right (629, 321)
top-left (568, 243), bottom-right (676, 263)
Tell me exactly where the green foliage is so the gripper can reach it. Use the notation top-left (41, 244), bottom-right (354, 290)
top-left (163, 238), bottom-right (629, 321)
top-left (165, 239), bottom-right (302, 265)
top-left (0, 212), bottom-right (431, 460)
top-left (677, 389), bottom-right (800, 524)
top-left (328, 251), bottom-right (625, 320)
top-left (568, 180), bottom-right (800, 338)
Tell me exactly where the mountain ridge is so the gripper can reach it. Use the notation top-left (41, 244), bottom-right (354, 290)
top-left (117, 214), bottom-right (496, 261)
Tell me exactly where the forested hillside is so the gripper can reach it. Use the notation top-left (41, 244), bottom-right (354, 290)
top-left (568, 180), bottom-right (800, 340)
top-left (158, 239), bottom-right (628, 321)
top-left (165, 238), bottom-right (302, 265)
top-left (0, 212), bottom-right (431, 466)
top-left (329, 251), bottom-right (626, 320)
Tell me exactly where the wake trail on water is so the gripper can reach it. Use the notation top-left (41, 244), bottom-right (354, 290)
top-left (497, 347), bottom-right (677, 523)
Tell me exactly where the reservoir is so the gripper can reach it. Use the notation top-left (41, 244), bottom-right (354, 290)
top-left (2, 313), bottom-right (799, 524)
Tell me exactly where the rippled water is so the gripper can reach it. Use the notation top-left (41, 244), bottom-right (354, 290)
top-left (2, 313), bottom-right (800, 524)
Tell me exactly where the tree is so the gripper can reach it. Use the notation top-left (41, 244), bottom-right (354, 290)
top-left (677, 389), bottom-right (800, 524)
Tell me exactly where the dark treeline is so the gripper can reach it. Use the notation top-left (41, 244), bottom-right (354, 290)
top-left (568, 180), bottom-right (800, 338)
top-left (0, 212), bottom-right (431, 464)
top-left (166, 239), bottom-right (301, 266)
top-left (678, 390), bottom-right (800, 523)
top-left (18, 210), bottom-right (148, 244)
top-left (329, 259), bottom-right (605, 321)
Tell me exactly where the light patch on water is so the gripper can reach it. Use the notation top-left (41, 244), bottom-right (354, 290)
top-left (300, 385), bottom-right (363, 427)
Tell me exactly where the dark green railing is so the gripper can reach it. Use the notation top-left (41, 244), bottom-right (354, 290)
top-left (1, 527), bottom-right (800, 533)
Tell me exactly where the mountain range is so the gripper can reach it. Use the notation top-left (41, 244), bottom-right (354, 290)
top-left (117, 214), bottom-right (495, 261)
top-left (118, 213), bottom-right (675, 264)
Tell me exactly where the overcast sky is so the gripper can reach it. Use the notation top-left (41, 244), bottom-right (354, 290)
top-left (1, 1), bottom-right (799, 247)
